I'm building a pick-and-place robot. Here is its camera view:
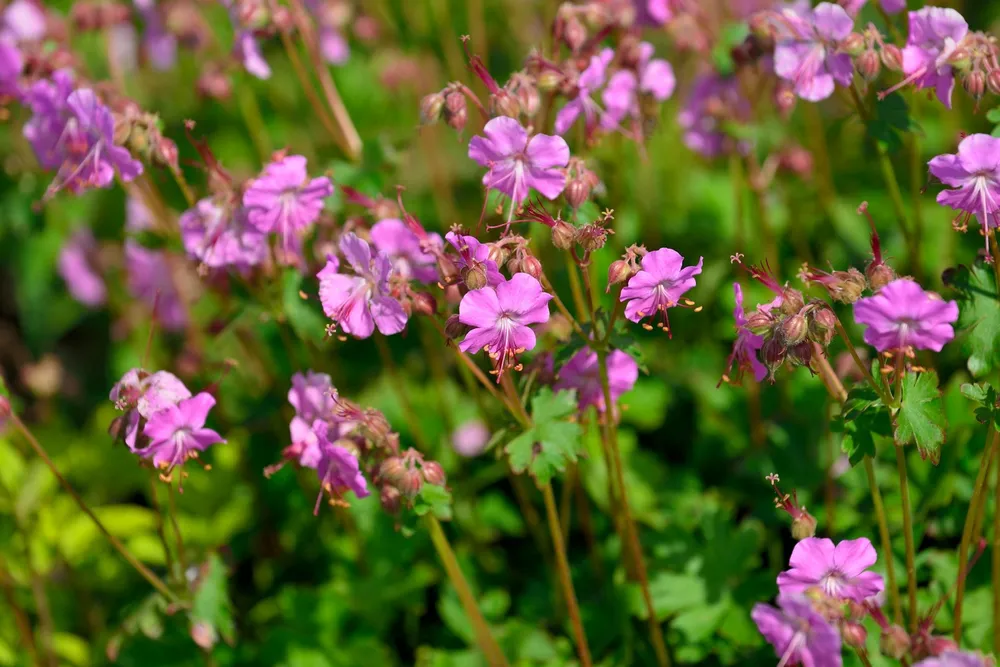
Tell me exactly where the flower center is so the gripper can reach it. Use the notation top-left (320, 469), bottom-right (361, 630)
top-left (820, 570), bottom-right (846, 597)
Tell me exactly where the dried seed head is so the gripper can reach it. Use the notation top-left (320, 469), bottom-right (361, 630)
top-left (865, 261), bottom-right (895, 292)
top-left (790, 510), bottom-right (817, 540)
top-left (879, 626), bottom-right (911, 661)
top-left (551, 220), bottom-right (577, 250)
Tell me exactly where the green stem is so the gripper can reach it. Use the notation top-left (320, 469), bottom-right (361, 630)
top-left (993, 442), bottom-right (1000, 655)
top-left (149, 476), bottom-right (176, 583)
top-left (894, 442), bottom-right (917, 633)
top-left (597, 352), bottom-right (670, 667)
top-left (426, 516), bottom-right (509, 667)
top-left (238, 81), bottom-right (271, 162)
top-left (565, 254), bottom-right (589, 322)
top-left (541, 483), bottom-right (593, 667)
top-left (167, 483), bottom-right (188, 576)
top-left (834, 318), bottom-right (894, 407)
top-left (865, 456), bottom-right (902, 624)
top-left (955, 431), bottom-right (998, 641)
top-left (10, 414), bottom-right (178, 603)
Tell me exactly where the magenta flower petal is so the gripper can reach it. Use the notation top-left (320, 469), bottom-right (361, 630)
top-left (620, 248), bottom-right (701, 326)
top-left (753, 595), bottom-right (843, 667)
top-left (469, 117), bottom-right (569, 209)
top-left (554, 348), bottom-right (638, 413)
top-left (59, 229), bottom-right (107, 307)
top-left (778, 536), bottom-right (884, 602)
top-left (853, 279), bottom-right (958, 352)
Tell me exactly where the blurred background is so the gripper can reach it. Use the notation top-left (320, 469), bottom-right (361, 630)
top-left (1, 0), bottom-right (1000, 665)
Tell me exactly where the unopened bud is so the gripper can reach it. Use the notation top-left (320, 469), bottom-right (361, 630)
top-left (964, 70), bottom-right (986, 99)
top-left (745, 310), bottom-right (774, 336)
top-left (551, 220), bottom-right (577, 250)
top-left (787, 341), bottom-right (813, 368)
top-left (487, 243), bottom-right (509, 266)
top-left (791, 510), bottom-right (817, 540)
top-left (761, 337), bottom-right (786, 379)
top-left (775, 82), bottom-right (796, 116)
top-left (518, 255), bottom-right (543, 279)
top-left (420, 92), bottom-right (445, 124)
top-left (508, 74), bottom-right (540, 116)
top-left (607, 260), bottom-right (633, 290)
top-left (490, 90), bottom-right (521, 119)
top-left (443, 91), bottom-right (467, 132)
top-left (153, 137), bottom-right (179, 169)
top-left (445, 314), bottom-right (467, 340)
top-left (881, 44), bottom-right (903, 71)
top-left (380, 484), bottom-right (402, 513)
top-left (879, 625), bottom-right (911, 660)
top-left (380, 456), bottom-right (406, 484)
top-left (564, 178), bottom-right (592, 209)
top-left (781, 313), bottom-right (808, 346)
top-left (846, 601), bottom-right (866, 621)
top-left (561, 15), bottom-right (587, 51)
top-left (398, 467), bottom-right (423, 496)
top-left (924, 635), bottom-right (958, 657)
top-left (841, 32), bottom-right (865, 56)
top-left (411, 291), bottom-right (436, 317)
top-left (421, 460), bottom-right (447, 486)
top-left (834, 268), bottom-right (867, 303)
top-left (843, 622), bottom-right (868, 650)
top-left (989, 69), bottom-right (1000, 96)
top-left (857, 50), bottom-right (881, 80)
top-left (780, 289), bottom-right (805, 316)
top-left (463, 264), bottom-right (488, 290)
top-left (778, 146), bottom-right (813, 179)
top-left (808, 307), bottom-right (837, 346)
top-left (866, 261), bottom-right (895, 292)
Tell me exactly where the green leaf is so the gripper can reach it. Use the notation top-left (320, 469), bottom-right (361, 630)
top-left (189, 553), bottom-right (236, 648)
top-left (283, 270), bottom-right (328, 345)
top-left (961, 382), bottom-right (1000, 430)
top-left (504, 388), bottom-right (583, 486)
top-left (895, 371), bottom-right (946, 464)
top-left (867, 93), bottom-right (919, 152)
top-left (838, 385), bottom-right (891, 466)
top-left (414, 483), bottom-right (453, 521)
top-left (947, 263), bottom-right (1000, 377)
top-left (610, 319), bottom-right (648, 374)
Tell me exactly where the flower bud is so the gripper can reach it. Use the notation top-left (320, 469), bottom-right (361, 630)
top-left (490, 90), bottom-right (521, 119)
top-left (380, 484), bottom-right (402, 513)
top-left (881, 44), bottom-right (903, 71)
top-left (857, 50), bottom-right (881, 80)
top-left (398, 467), bottom-right (423, 497)
top-left (487, 243), bottom-right (509, 267)
top-left (787, 341), bottom-right (812, 368)
top-left (780, 312), bottom-right (808, 346)
top-left (843, 622), bottom-right (868, 650)
top-left (564, 177), bottom-right (592, 210)
top-left (865, 261), bottom-right (895, 292)
top-left (923, 635), bottom-right (958, 657)
top-left (846, 601), bottom-right (866, 621)
top-left (790, 510), bottom-right (817, 540)
top-left (153, 137), bottom-right (179, 169)
top-left (607, 260), bottom-right (633, 290)
top-left (421, 460), bottom-right (447, 486)
top-left (780, 289), bottom-right (805, 316)
top-left (420, 91), bottom-right (445, 124)
top-left (988, 69), bottom-right (1000, 96)
top-left (443, 90), bottom-right (467, 132)
top-left (561, 14), bottom-right (587, 51)
top-left (761, 337), bottom-right (786, 379)
top-left (551, 220), bottom-right (577, 250)
top-left (817, 268), bottom-right (866, 304)
top-left (745, 310), bottom-right (774, 336)
top-left (380, 456), bottom-right (406, 484)
top-left (463, 264), bottom-right (488, 290)
top-left (841, 32), bottom-right (865, 56)
top-left (411, 291), bottom-right (437, 317)
top-left (445, 314), bottom-right (468, 340)
top-left (537, 69), bottom-right (562, 91)
top-left (879, 625), bottom-right (911, 660)
top-left (808, 307), bottom-right (837, 346)
top-left (778, 145), bottom-right (813, 179)
top-left (518, 255), bottom-right (543, 279)
top-left (964, 70), bottom-right (986, 99)
top-left (774, 82), bottom-right (796, 117)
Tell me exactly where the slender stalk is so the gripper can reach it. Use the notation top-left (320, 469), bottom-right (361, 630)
top-left (907, 131), bottom-right (924, 280)
top-left (597, 352), bottom-right (670, 667)
top-left (238, 82), bottom-right (272, 162)
top-left (565, 253), bottom-right (589, 322)
top-left (894, 443), bottom-right (917, 633)
top-left (955, 431), bottom-right (999, 640)
top-left (150, 477), bottom-right (176, 583)
top-left (834, 318), bottom-right (893, 406)
top-left (10, 414), bottom-right (178, 602)
top-left (0, 559), bottom-right (38, 663)
top-left (426, 516), bottom-right (509, 667)
top-left (542, 483), bottom-right (593, 667)
top-left (25, 556), bottom-right (55, 667)
top-left (169, 165), bottom-right (197, 208)
top-left (560, 464), bottom-right (576, 544)
top-left (167, 483), bottom-right (188, 575)
top-left (993, 443), bottom-right (1000, 654)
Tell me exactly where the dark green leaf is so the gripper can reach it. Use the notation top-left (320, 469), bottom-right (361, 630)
top-left (867, 93), bottom-right (919, 152)
top-left (504, 388), bottom-right (583, 485)
top-left (895, 371), bottom-right (946, 464)
top-left (839, 385), bottom-right (890, 466)
top-left (961, 382), bottom-right (1000, 430)
top-left (947, 263), bottom-right (1000, 377)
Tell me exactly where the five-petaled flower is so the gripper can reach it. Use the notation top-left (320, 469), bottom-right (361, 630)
top-left (928, 134), bottom-right (1000, 254)
top-left (180, 197), bottom-right (268, 270)
top-left (310, 419), bottom-right (369, 515)
top-left (371, 218), bottom-right (442, 284)
top-left (752, 595), bottom-right (843, 667)
top-left (723, 283), bottom-right (768, 384)
top-left (139, 392), bottom-right (225, 488)
top-left (318, 233), bottom-right (408, 339)
top-left (458, 273), bottom-right (552, 380)
top-left (468, 116), bottom-right (570, 222)
top-left (554, 348), bottom-right (638, 414)
top-left (619, 248), bottom-right (702, 334)
top-left (773, 2), bottom-right (855, 102)
top-left (853, 278), bottom-right (959, 353)
top-left (897, 7), bottom-right (968, 108)
top-left (555, 49), bottom-right (613, 135)
top-left (777, 537), bottom-right (885, 603)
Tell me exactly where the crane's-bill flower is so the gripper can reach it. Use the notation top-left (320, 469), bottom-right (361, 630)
top-left (678, 73), bottom-right (749, 158)
top-left (2, 0), bottom-right (46, 42)
top-left (752, 595), bottom-right (843, 667)
top-left (59, 228), bottom-right (107, 307)
top-left (899, 7), bottom-right (968, 108)
top-left (111, 368), bottom-right (193, 448)
top-left (928, 134), bottom-right (1000, 254)
top-left (288, 370), bottom-right (336, 424)
top-left (139, 392), bottom-right (224, 485)
top-left (555, 49), bottom-right (613, 135)
top-left (468, 116), bottom-right (570, 220)
top-left (723, 283), bottom-right (768, 383)
top-left (773, 2), bottom-right (855, 102)
top-left (853, 278), bottom-right (958, 352)
top-left (445, 231), bottom-right (504, 287)
top-left (914, 652), bottom-right (990, 667)
top-left (180, 198), bottom-right (268, 270)
top-left (554, 349), bottom-right (638, 413)
top-left (458, 273), bottom-right (552, 379)
top-left (620, 248), bottom-right (702, 332)
top-left (371, 218), bottom-right (442, 283)
top-left (318, 233), bottom-right (408, 339)
top-left (777, 537), bottom-right (885, 602)
top-left (311, 419), bottom-right (369, 514)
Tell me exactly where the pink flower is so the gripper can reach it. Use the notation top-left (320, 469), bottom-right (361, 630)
top-left (371, 218), bottom-right (442, 284)
top-left (724, 283), bottom-right (768, 383)
top-left (678, 73), bottom-right (750, 158)
top-left (139, 393), bottom-right (224, 483)
top-left (619, 248), bottom-right (702, 331)
top-left (2, 0), bottom-right (46, 42)
top-left (774, 2), bottom-right (855, 102)
top-left (223, 0), bottom-right (270, 79)
top-left (777, 537), bottom-right (884, 602)
top-left (310, 419), bottom-right (369, 514)
top-left (59, 228), bottom-right (106, 307)
top-left (288, 371), bottom-right (335, 424)
top-left (752, 595), bottom-right (842, 667)
top-left (458, 273), bottom-right (552, 379)
top-left (445, 231), bottom-right (504, 287)
top-left (180, 198), bottom-right (267, 270)
top-left (853, 279), bottom-right (958, 353)
top-left (928, 134), bottom-right (1000, 254)
top-left (899, 7), bottom-right (968, 108)
top-left (243, 155), bottom-right (333, 262)
top-left (468, 116), bottom-right (570, 220)
top-left (0, 40), bottom-right (22, 96)
top-left (914, 652), bottom-right (990, 667)
top-left (111, 368), bottom-right (192, 449)
top-left (318, 233), bottom-right (408, 339)
top-left (554, 349), bottom-right (638, 413)
top-left (881, 0), bottom-right (906, 14)
top-left (633, 0), bottom-right (674, 26)
top-left (452, 420), bottom-right (490, 457)
top-left (125, 241), bottom-right (188, 332)
top-left (601, 43), bottom-right (675, 129)
top-left (555, 49), bottom-right (613, 135)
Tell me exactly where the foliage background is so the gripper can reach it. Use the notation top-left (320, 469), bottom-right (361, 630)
top-left (1, 0), bottom-right (999, 665)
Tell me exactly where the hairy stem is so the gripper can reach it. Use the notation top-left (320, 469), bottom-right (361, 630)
top-left (542, 483), bottom-right (593, 667)
top-left (426, 516), bottom-right (509, 667)
top-left (10, 414), bottom-right (178, 603)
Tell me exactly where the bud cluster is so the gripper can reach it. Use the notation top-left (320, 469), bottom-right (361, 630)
top-left (746, 289), bottom-right (835, 380)
top-left (847, 24), bottom-right (902, 82)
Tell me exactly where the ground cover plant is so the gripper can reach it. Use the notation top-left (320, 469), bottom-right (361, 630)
top-left (2, 0), bottom-right (1000, 665)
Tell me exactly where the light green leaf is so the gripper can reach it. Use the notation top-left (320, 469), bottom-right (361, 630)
top-left (414, 483), bottom-right (453, 521)
top-left (948, 263), bottom-right (1000, 377)
top-left (895, 371), bottom-right (946, 464)
top-left (504, 388), bottom-right (582, 486)
top-left (190, 553), bottom-right (236, 648)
